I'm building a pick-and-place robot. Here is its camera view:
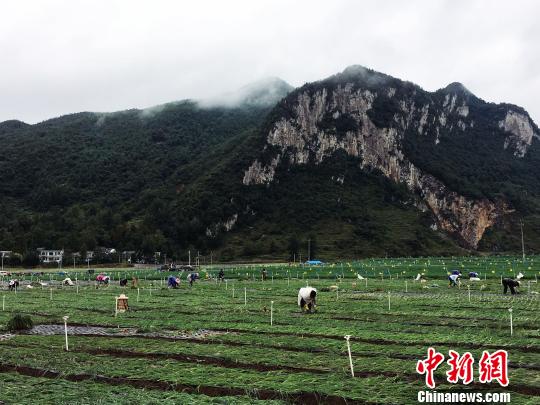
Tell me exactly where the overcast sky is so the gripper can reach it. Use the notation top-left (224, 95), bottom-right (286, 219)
top-left (1, 0), bottom-right (539, 124)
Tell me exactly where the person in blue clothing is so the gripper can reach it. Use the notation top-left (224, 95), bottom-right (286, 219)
top-left (187, 272), bottom-right (199, 287)
top-left (168, 275), bottom-right (180, 289)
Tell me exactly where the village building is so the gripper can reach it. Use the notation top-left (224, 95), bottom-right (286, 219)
top-left (37, 248), bottom-right (64, 264)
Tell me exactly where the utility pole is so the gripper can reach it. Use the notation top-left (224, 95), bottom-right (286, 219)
top-left (520, 219), bottom-right (525, 262)
top-left (188, 250), bottom-right (191, 266)
top-left (307, 239), bottom-right (311, 262)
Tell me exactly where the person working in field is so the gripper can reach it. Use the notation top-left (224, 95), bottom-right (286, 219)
top-left (96, 273), bottom-right (110, 285)
top-left (167, 275), bottom-right (180, 289)
top-left (187, 272), bottom-right (199, 287)
top-left (8, 279), bottom-right (19, 291)
top-left (468, 271), bottom-right (480, 281)
top-left (502, 277), bottom-right (521, 295)
top-left (298, 286), bottom-right (317, 313)
top-left (448, 272), bottom-right (461, 287)
top-left (218, 269), bottom-right (225, 281)
top-left (62, 277), bottom-right (74, 286)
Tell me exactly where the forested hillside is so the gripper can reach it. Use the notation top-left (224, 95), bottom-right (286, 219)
top-left (1, 68), bottom-right (539, 264)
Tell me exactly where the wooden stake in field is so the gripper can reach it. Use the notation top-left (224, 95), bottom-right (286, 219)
top-left (232, 284), bottom-right (235, 298)
top-left (270, 300), bottom-right (274, 326)
top-left (508, 308), bottom-right (513, 336)
top-left (405, 280), bottom-right (408, 293)
top-left (468, 285), bottom-right (471, 303)
top-left (244, 287), bottom-right (247, 305)
top-left (388, 291), bottom-right (391, 311)
top-left (344, 335), bottom-right (355, 377)
top-left (225, 280), bottom-right (228, 290)
top-left (2, 295), bottom-right (4, 311)
top-left (115, 297), bottom-right (118, 317)
top-left (137, 288), bottom-right (140, 302)
top-left (50, 288), bottom-right (53, 301)
top-left (365, 278), bottom-right (368, 288)
top-left (63, 316), bottom-right (69, 351)
top-left (336, 288), bottom-right (339, 301)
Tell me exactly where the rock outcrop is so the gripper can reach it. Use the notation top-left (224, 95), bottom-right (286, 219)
top-left (242, 67), bottom-right (528, 248)
top-left (499, 110), bottom-right (538, 157)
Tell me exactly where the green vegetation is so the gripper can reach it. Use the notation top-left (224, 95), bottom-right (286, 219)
top-left (1, 67), bottom-right (540, 261)
top-left (0, 256), bottom-right (538, 403)
top-left (6, 314), bottom-right (33, 331)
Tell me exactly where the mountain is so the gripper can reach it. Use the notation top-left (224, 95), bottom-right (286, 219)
top-left (1, 68), bottom-right (539, 263)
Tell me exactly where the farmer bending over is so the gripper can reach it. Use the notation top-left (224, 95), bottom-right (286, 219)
top-left (168, 275), bottom-right (180, 289)
top-left (448, 273), bottom-right (461, 287)
top-left (502, 277), bottom-right (520, 295)
top-left (8, 279), bottom-right (19, 291)
top-left (298, 287), bottom-right (317, 313)
top-left (187, 272), bottom-right (199, 287)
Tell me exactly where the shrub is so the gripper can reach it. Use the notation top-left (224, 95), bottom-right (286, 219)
top-left (6, 314), bottom-right (33, 331)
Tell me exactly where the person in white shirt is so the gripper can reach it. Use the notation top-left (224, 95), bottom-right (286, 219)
top-left (298, 287), bottom-right (317, 312)
top-left (448, 273), bottom-right (461, 287)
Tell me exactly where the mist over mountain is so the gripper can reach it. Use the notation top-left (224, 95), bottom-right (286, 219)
top-left (1, 67), bottom-right (539, 263)
top-left (197, 77), bottom-right (294, 109)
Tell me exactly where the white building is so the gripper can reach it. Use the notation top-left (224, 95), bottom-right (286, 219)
top-left (37, 248), bottom-right (64, 264)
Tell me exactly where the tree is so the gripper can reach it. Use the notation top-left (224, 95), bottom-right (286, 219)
top-left (287, 236), bottom-right (300, 261)
top-left (307, 235), bottom-right (318, 260)
top-left (22, 251), bottom-right (39, 267)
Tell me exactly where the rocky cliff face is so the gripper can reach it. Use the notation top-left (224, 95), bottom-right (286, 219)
top-left (243, 66), bottom-right (534, 248)
top-left (499, 110), bottom-right (539, 157)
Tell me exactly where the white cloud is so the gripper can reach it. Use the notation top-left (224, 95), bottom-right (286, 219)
top-left (1, 0), bottom-right (539, 123)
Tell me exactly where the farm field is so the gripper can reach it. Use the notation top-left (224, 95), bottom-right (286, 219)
top-left (0, 256), bottom-right (539, 404)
